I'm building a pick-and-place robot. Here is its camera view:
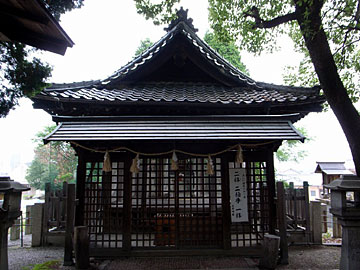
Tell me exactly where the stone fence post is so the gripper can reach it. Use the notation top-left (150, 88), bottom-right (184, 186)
top-left (9, 219), bottom-right (20, 241)
top-left (31, 203), bottom-right (43, 247)
top-left (310, 201), bottom-right (322, 244)
top-left (25, 205), bottom-right (32, 235)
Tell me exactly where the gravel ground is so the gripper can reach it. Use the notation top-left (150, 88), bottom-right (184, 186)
top-left (106, 257), bottom-right (258, 270)
top-left (8, 234), bottom-right (75, 270)
top-left (8, 235), bottom-right (341, 270)
top-left (278, 245), bottom-right (341, 270)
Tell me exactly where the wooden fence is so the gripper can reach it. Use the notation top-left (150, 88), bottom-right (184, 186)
top-left (284, 182), bottom-right (311, 242)
top-left (42, 183), bottom-right (76, 251)
top-left (276, 181), bottom-right (319, 264)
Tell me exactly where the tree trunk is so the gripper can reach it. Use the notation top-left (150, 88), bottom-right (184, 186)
top-left (295, 0), bottom-right (360, 176)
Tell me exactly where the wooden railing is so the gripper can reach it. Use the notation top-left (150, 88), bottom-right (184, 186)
top-left (284, 182), bottom-right (311, 235)
top-left (276, 181), bottom-right (312, 264)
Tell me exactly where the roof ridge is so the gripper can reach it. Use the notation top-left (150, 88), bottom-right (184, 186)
top-left (100, 24), bottom-right (178, 85)
top-left (46, 80), bottom-right (100, 91)
top-left (258, 82), bottom-right (322, 93)
top-left (99, 13), bottom-right (263, 88)
top-left (178, 23), bottom-right (259, 88)
top-left (164, 7), bottom-right (198, 33)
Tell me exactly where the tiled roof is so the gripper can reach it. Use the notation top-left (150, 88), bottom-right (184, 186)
top-left (40, 82), bottom-right (323, 105)
top-left (315, 162), bottom-right (354, 175)
top-left (44, 115), bottom-right (305, 143)
top-left (35, 12), bottom-right (325, 111)
top-left (99, 21), bottom-right (258, 88)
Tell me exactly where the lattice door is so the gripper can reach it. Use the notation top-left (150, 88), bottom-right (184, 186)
top-left (230, 161), bottom-right (270, 248)
top-left (131, 157), bottom-right (223, 249)
top-left (84, 161), bottom-right (125, 248)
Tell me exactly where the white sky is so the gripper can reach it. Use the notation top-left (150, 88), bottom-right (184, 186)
top-left (0, 0), bottom-right (356, 184)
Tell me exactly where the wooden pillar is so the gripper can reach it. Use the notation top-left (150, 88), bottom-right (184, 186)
top-left (123, 156), bottom-right (132, 251)
top-left (64, 183), bottom-right (76, 266)
top-left (74, 226), bottom-right (89, 269)
top-left (266, 149), bottom-right (276, 234)
top-left (75, 149), bottom-right (86, 226)
top-left (221, 155), bottom-right (231, 250)
top-left (102, 171), bottom-right (112, 233)
top-left (42, 183), bottom-right (51, 246)
top-left (276, 181), bottom-right (289, 265)
top-left (303, 181), bottom-right (311, 243)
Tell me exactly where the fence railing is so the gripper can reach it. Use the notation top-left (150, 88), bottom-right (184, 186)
top-left (284, 182), bottom-right (311, 236)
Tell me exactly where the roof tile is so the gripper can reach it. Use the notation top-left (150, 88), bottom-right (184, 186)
top-left (41, 82), bottom-right (323, 105)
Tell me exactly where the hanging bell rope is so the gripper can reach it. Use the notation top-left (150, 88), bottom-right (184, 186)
top-left (235, 145), bottom-right (244, 164)
top-left (102, 151), bottom-right (112, 172)
top-left (207, 155), bottom-right (214, 175)
top-left (171, 151), bottom-right (178, 171)
top-left (130, 153), bottom-right (140, 174)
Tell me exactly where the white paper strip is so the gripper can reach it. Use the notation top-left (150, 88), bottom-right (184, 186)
top-left (229, 168), bottom-right (248, 222)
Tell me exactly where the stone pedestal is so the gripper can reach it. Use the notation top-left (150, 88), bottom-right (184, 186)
top-left (325, 175), bottom-right (360, 270)
top-left (338, 219), bottom-right (360, 270)
top-left (259, 234), bottom-right (280, 269)
top-left (0, 223), bottom-right (9, 270)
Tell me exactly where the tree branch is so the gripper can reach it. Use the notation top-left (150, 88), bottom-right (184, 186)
top-left (355, 0), bottom-right (360, 25)
top-left (244, 6), bottom-right (298, 29)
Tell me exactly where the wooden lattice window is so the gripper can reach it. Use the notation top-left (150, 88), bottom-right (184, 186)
top-left (131, 157), bottom-right (223, 248)
top-left (230, 161), bottom-right (269, 247)
top-left (84, 161), bottom-right (125, 248)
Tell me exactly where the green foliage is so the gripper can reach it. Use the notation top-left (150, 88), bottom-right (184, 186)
top-left (0, 42), bottom-right (52, 117)
top-left (22, 260), bottom-right (61, 270)
top-left (276, 126), bottom-right (310, 162)
top-left (134, 0), bottom-right (180, 25)
top-left (0, 0), bottom-right (84, 118)
top-left (134, 0), bottom-right (360, 102)
top-left (26, 126), bottom-right (77, 190)
top-left (45, 0), bottom-right (84, 21)
top-left (204, 31), bottom-right (249, 74)
top-left (208, 0), bottom-right (360, 102)
top-left (135, 38), bottom-right (154, 56)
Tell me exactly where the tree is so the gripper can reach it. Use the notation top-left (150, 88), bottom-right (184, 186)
top-left (135, 38), bottom-right (154, 56)
top-left (204, 31), bottom-right (249, 74)
top-left (134, 0), bottom-right (360, 176)
top-left (0, 0), bottom-right (84, 118)
top-left (276, 127), bottom-right (310, 162)
top-left (26, 126), bottom-right (77, 190)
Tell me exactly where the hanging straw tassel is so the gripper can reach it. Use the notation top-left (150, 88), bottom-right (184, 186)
top-left (207, 155), bottom-right (214, 175)
top-left (130, 153), bottom-right (140, 174)
top-left (235, 145), bottom-right (244, 164)
top-left (171, 151), bottom-right (178, 171)
top-left (103, 151), bottom-right (112, 172)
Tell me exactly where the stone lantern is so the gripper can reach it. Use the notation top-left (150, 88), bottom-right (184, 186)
top-left (325, 174), bottom-right (360, 270)
top-left (0, 176), bottom-right (30, 270)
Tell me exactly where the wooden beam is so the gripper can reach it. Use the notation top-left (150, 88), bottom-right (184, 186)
top-left (0, 3), bottom-right (49, 24)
